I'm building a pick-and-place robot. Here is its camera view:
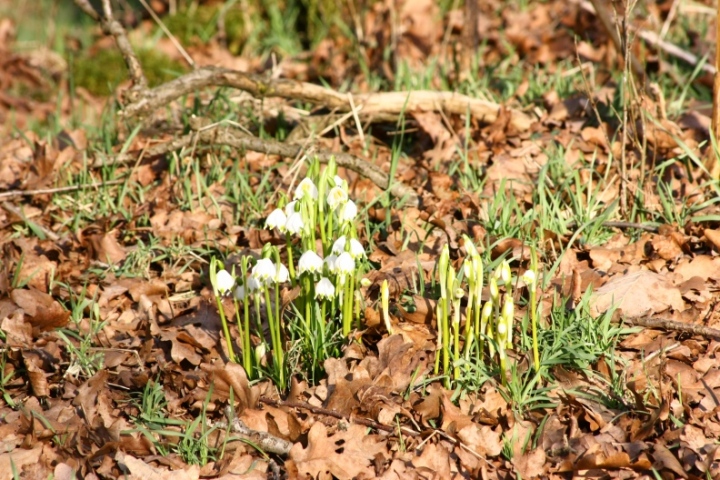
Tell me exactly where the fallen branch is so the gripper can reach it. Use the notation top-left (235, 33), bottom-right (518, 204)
top-left (0, 180), bottom-right (124, 200)
top-left (624, 315), bottom-right (720, 340)
top-left (99, 119), bottom-right (421, 207)
top-left (119, 66), bottom-right (534, 131)
top-left (215, 406), bottom-right (293, 456)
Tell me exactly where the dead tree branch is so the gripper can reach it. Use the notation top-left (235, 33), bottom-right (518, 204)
top-left (119, 66), bottom-right (533, 131)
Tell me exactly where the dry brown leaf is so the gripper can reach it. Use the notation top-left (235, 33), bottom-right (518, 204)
top-left (589, 270), bottom-right (685, 318)
top-left (704, 229), bottom-right (720, 251)
top-left (652, 444), bottom-right (688, 478)
top-left (512, 447), bottom-right (546, 478)
top-left (412, 442), bottom-right (452, 478)
top-left (10, 288), bottom-right (69, 333)
top-left (457, 424), bottom-right (503, 457)
top-left (116, 452), bottom-right (201, 480)
top-left (289, 422), bottom-right (387, 480)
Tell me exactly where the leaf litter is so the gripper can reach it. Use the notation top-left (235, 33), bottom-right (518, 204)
top-left (3, 0), bottom-right (720, 478)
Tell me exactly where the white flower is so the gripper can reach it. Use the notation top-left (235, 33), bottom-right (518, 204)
top-left (315, 277), bottom-right (336, 299)
top-left (234, 285), bottom-right (246, 301)
top-left (247, 276), bottom-right (262, 292)
top-left (284, 200), bottom-right (298, 215)
top-left (339, 200), bottom-right (357, 222)
top-left (521, 269), bottom-right (537, 286)
top-left (215, 269), bottom-right (235, 295)
top-left (335, 252), bottom-right (355, 275)
top-left (274, 263), bottom-right (290, 283)
top-left (294, 178), bottom-right (318, 201)
top-left (285, 212), bottom-right (304, 235)
top-left (327, 186), bottom-right (348, 210)
top-left (324, 254), bottom-right (338, 273)
top-left (298, 251), bottom-right (323, 275)
top-left (265, 208), bottom-right (287, 231)
top-left (334, 175), bottom-right (347, 190)
top-left (252, 258), bottom-right (276, 283)
top-left (332, 236), bottom-right (347, 254)
top-left (349, 239), bottom-right (365, 259)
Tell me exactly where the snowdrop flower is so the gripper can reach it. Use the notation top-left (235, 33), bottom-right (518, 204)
top-left (349, 239), bottom-right (365, 259)
top-left (285, 200), bottom-right (298, 216)
top-left (332, 236), bottom-right (347, 255)
top-left (339, 200), bottom-right (358, 222)
top-left (247, 276), bottom-right (262, 292)
top-left (327, 186), bottom-right (348, 210)
top-left (334, 175), bottom-right (347, 190)
top-left (335, 252), bottom-right (355, 275)
top-left (521, 269), bottom-right (537, 286)
top-left (494, 260), bottom-right (511, 283)
top-left (285, 211), bottom-right (304, 235)
top-left (214, 269), bottom-right (235, 296)
top-left (234, 285), bottom-right (246, 301)
top-left (265, 208), bottom-right (287, 231)
top-left (298, 251), bottom-right (323, 275)
top-left (489, 277), bottom-right (499, 302)
top-left (252, 258), bottom-right (276, 284)
top-left (294, 178), bottom-right (318, 201)
top-left (315, 277), bottom-right (336, 299)
top-left (274, 263), bottom-right (290, 283)
top-left (324, 254), bottom-right (338, 273)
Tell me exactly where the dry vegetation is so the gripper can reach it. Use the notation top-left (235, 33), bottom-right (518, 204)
top-left (2, 0), bottom-right (720, 479)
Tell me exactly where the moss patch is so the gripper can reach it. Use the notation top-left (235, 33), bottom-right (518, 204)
top-left (162, 4), bottom-right (246, 54)
top-left (72, 48), bottom-right (187, 96)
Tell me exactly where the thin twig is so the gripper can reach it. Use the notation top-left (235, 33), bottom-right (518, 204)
top-left (1, 202), bottom-right (60, 241)
top-left (0, 180), bottom-right (124, 200)
top-left (214, 407), bottom-right (293, 456)
top-left (624, 316), bottom-right (720, 340)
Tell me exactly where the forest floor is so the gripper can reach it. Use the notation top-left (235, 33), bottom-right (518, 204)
top-left (2, 0), bottom-right (720, 479)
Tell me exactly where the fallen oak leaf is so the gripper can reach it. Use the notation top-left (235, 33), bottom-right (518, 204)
top-left (288, 422), bottom-right (387, 480)
top-left (589, 270), bottom-right (685, 318)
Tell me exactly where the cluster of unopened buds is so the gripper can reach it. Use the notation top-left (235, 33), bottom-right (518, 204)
top-left (433, 236), bottom-right (540, 387)
top-left (209, 160), bottom-right (366, 388)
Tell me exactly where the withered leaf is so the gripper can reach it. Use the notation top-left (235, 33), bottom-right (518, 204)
top-left (10, 288), bottom-right (69, 333)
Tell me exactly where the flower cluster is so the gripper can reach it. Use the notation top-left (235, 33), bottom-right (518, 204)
top-left (209, 158), bottom-right (366, 388)
top-left (434, 235), bottom-right (540, 387)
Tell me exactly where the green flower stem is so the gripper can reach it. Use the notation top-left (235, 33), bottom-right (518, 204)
top-left (264, 286), bottom-right (284, 390)
top-left (216, 294), bottom-right (237, 364)
top-left (452, 302), bottom-right (461, 382)
top-left (434, 302), bottom-right (442, 375)
top-left (303, 275), bottom-right (312, 333)
top-left (463, 282), bottom-right (475, 357)
top-left (530, 282), bottom-right (539, 372)
top-left (242, 295), bottom-right (252, 376)
top-left (285, 234), bottom-right (296, 287)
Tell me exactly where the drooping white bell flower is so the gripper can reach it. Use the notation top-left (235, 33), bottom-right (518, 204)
top-left (332, 236), bottom-right (347, 255)
top-left (521, 269), bottom-right (537, 286)
top-left (294, 178), bottom-right (318, 201)
top-left (335, 252), bottom-right (355, 275)
top-left (298, 251), bottom-right (323, 275)
top-left (339, 200), bottom-right (358, 222)
top-left (214, 269), bottom-right (235, 296)
top-left (315, 277), bottom-right (336, 299)
top-left (285, 211), bottom-right (304, 235)
top-left (284, 200), bottom-right (298, 216)
top-left (327, 186), bottom-right (348, 210)
top-left (252, 258), bottom-right (276, 284)
top-left (265, 208), bottom-right (287, 231)
top-left (349, 239), bottom-right (365, 259)
top-left (323, 254), bottom-right (338, 273)
top-left (274, 263), bottom-right (290, 283)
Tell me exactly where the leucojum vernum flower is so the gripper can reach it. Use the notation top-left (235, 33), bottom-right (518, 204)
top-left (209, 158), bottom-right (366, 389)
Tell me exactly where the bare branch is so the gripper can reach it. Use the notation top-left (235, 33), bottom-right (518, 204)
top-left (119, 66), bottom-right (533, 131)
